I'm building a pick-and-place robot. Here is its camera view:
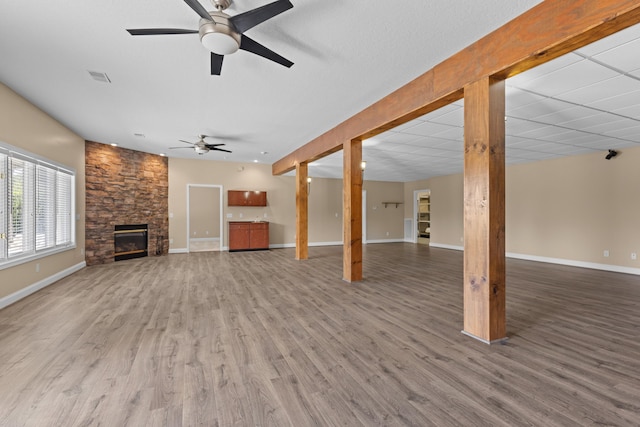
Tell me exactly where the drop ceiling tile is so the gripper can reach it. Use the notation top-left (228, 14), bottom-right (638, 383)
top-left (581, 117), bottom-right (639, 134)
top-left (560, 75), bottom-right (640, 106)
top-left (556, 132), bottom-right (606, 145)
top-left (392, 117), bottom-right (426, 132)
top-left (591, 38), bottom-right (640, 73)
top-left (432, 126), bottom-right (464, 141)
top-left (506, 117), bottom-right (545, 134)
top-left (379, 131), bottom-right (422, 144)
top-left (421, 103), bottom-right (462, 121)
top-left (588, 89), bottom-right (640, 112)
top-left (555, 111), bottom-right (621, 129)
top-left (576, 23), bottom-right (640, 57)
top-left (602, 124), bottom-right (640, 141)
top-left (508, 97), bottom-right (575, 119)
top-left (611, 104), bottom-right (640, 120)
top-left (506, 86), bottom-right (547, 109)
top-left (506, 136), bottom-right (541, 148)
top-left (407, 136), bottom-right (458, 148)
top-left (507, 52), bottom-right (583, 87)
top-left (429, 107), bottom-right (464, 126)
top-left (532, 106), bottom-right (598, 125)
top-left (512, 59), bottom-right (619, 97)
top-left (517, 125), bottom-right (572, 140)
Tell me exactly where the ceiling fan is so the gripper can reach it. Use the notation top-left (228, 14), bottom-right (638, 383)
top-left (169, 135), bottom-right (233, 155)
top-left (127, 0), bottom-right (294, 75)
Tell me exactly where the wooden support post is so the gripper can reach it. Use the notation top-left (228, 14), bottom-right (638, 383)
top-left (343, 139), bottom-right (363, 282)
top-left (462, 77), bottom-right (506, 344)
top-left (295, 162), bottom-right (309, 260)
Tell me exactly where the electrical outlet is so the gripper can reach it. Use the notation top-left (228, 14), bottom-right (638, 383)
top-left (169, 238), bottom-right (174, 244)
top-left (386, 231), bottom-right (389, 236)
top-left (36, 263), bottom-right (40, 273)
top-left (632, 253), bottom-right (637, 260)
top-left (239, 213), bottom-right (243, 218)
top-left (604, 250), bottom-right (609, 257)
top-left (206, 231), bottom-right (209, 235)
top-left (226, 213), bottom-right (232, 218)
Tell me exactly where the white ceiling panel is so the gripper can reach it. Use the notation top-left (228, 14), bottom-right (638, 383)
top-left (560, 75), bottom-right (640, 106)
top-left (591, 38), bottom-right (640, 72)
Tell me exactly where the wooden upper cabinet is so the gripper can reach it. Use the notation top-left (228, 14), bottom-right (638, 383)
top-left (228, 190), bottom-right (267, 206)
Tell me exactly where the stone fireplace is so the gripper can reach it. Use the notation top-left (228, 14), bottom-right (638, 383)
top-left (85, 141), bottom-right (168, 265)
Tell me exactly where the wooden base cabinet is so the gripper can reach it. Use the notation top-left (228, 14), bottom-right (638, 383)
top-left (229, 221), bottom-right (269, 251)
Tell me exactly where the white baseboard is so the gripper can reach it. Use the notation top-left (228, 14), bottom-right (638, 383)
top-left (365, 238), bottom-right (405, 244)
top-left (506, 252), bottom-right (640, 276)
top-left (0, 261), bottom-right (86, 310)
top-left (428, 243), bottom-right (640, 276)
top-left (269, 241), bottom-right (344, 249)
top-left (169, 248), bottom-right (188, 254)
top-left (429, 243), bottom-right (463, 251)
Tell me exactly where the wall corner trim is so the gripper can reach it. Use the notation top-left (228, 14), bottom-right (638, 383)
top-left (0, 261), bottom-right (86, 310)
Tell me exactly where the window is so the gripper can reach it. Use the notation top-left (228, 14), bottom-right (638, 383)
top-left (0, 142), bottom-right (75, 269)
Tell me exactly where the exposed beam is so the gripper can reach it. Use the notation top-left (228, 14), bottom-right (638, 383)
top-left (462, 77), bottom-right (506, 343)
top-left (295, 162), bottom-right (308, 260)
top-left (273, 0), bottom-right (640, 175)
top-left (343, 139), bottom-right (363, 282)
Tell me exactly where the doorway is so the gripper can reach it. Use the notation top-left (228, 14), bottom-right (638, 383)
top-left (413, 189), bottom-right (430, 245)
top-left (187, 184), bottom-right (223, 252)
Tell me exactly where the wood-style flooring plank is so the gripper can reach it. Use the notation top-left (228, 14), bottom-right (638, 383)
top-left (1, 244), bottom-right (640, 426)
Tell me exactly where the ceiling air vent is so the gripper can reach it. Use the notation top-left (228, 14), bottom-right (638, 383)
top-left (88, 71), bottom-right (111, 83)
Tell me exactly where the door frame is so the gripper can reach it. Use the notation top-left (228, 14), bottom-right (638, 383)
top-left (413, 188), bottom-right (430, 244)
top-left (186, 184), bottom-right (224, 252)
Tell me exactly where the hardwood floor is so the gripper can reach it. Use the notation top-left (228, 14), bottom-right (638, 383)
top-left (1, 243), bottom-right (639, 426)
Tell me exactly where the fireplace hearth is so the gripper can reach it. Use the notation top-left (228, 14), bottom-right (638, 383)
top-left (114, 224), bottom-right (148, 261)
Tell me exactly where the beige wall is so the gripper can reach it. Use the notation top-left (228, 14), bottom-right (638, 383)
top-left (188, 186), bottom-right (221, 239)
top-left (363, 181), bottom-right (405, 241)
top-left (0, 83), bottom-right (86, 301)
top-left (169, 159), bottom-right (405, 250)
top-left (404, 146), bottom-right (640, 269)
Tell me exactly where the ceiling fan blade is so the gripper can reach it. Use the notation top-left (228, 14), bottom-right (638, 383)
top-left (230, 0), bottom-right (293, 33)
top-left (239, 35), bottom-right (293, 68)
top-left (183, 0), bottom-right (212, 20)
top-left (204, 143), bottom-right (226, 148)
top-left (212, 147), bottom-right (233, 153)
top-left (127, 28), bottom-right (198, 35)
top-left (169, 146), bottom-right (194, 149)
top-left (179, 140), bottom-right (196, 145)
top-left (211, 53), bottom-right (224, 75)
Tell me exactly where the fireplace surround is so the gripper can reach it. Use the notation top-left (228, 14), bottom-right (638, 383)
top-left (114, 224), bottom-right (148, 261)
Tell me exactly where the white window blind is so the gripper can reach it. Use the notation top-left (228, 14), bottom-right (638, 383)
top-left (56, 171), bottom-right (73, 246)
top-left (8, 156), bottom-right (36, 257)
top-left (0, 153), bottom-right (6, 260)
top-left (36, 165), bottom-right (56, 250)
top-left (0, 142), bottom-right (75, 268)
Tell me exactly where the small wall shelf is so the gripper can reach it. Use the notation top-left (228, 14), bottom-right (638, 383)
top-left (382, 202), bottom-right (403, 208)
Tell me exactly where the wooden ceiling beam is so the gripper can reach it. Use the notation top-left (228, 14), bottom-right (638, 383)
top-left (272, 0), bottom-right (640, 176)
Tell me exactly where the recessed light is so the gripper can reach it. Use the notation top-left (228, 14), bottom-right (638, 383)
top-left (253, 160), bottom-right (259, 163)
top-left (110, 143), bottom-right (118, 147)
top-left (159, 153), bottom-right (166, 157)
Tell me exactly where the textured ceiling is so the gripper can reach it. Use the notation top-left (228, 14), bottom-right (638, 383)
top-left (1, 0), bottom-right (540, 181)
top-left (3, 1), bottom-right (638, 183)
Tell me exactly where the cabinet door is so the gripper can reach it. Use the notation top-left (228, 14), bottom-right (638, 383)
top-left (249, 222), bottom-right (269, 249)
top-left (229, 223), bottom-right (251, 250)
top-left (228, 191), bottom-right (248, 206)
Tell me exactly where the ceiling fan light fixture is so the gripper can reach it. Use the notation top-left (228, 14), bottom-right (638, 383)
top-left (199, 15), bottom-right (240, 55)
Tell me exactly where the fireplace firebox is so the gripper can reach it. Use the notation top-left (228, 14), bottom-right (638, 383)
top-left (114, 224), bottom-right (148, 261)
